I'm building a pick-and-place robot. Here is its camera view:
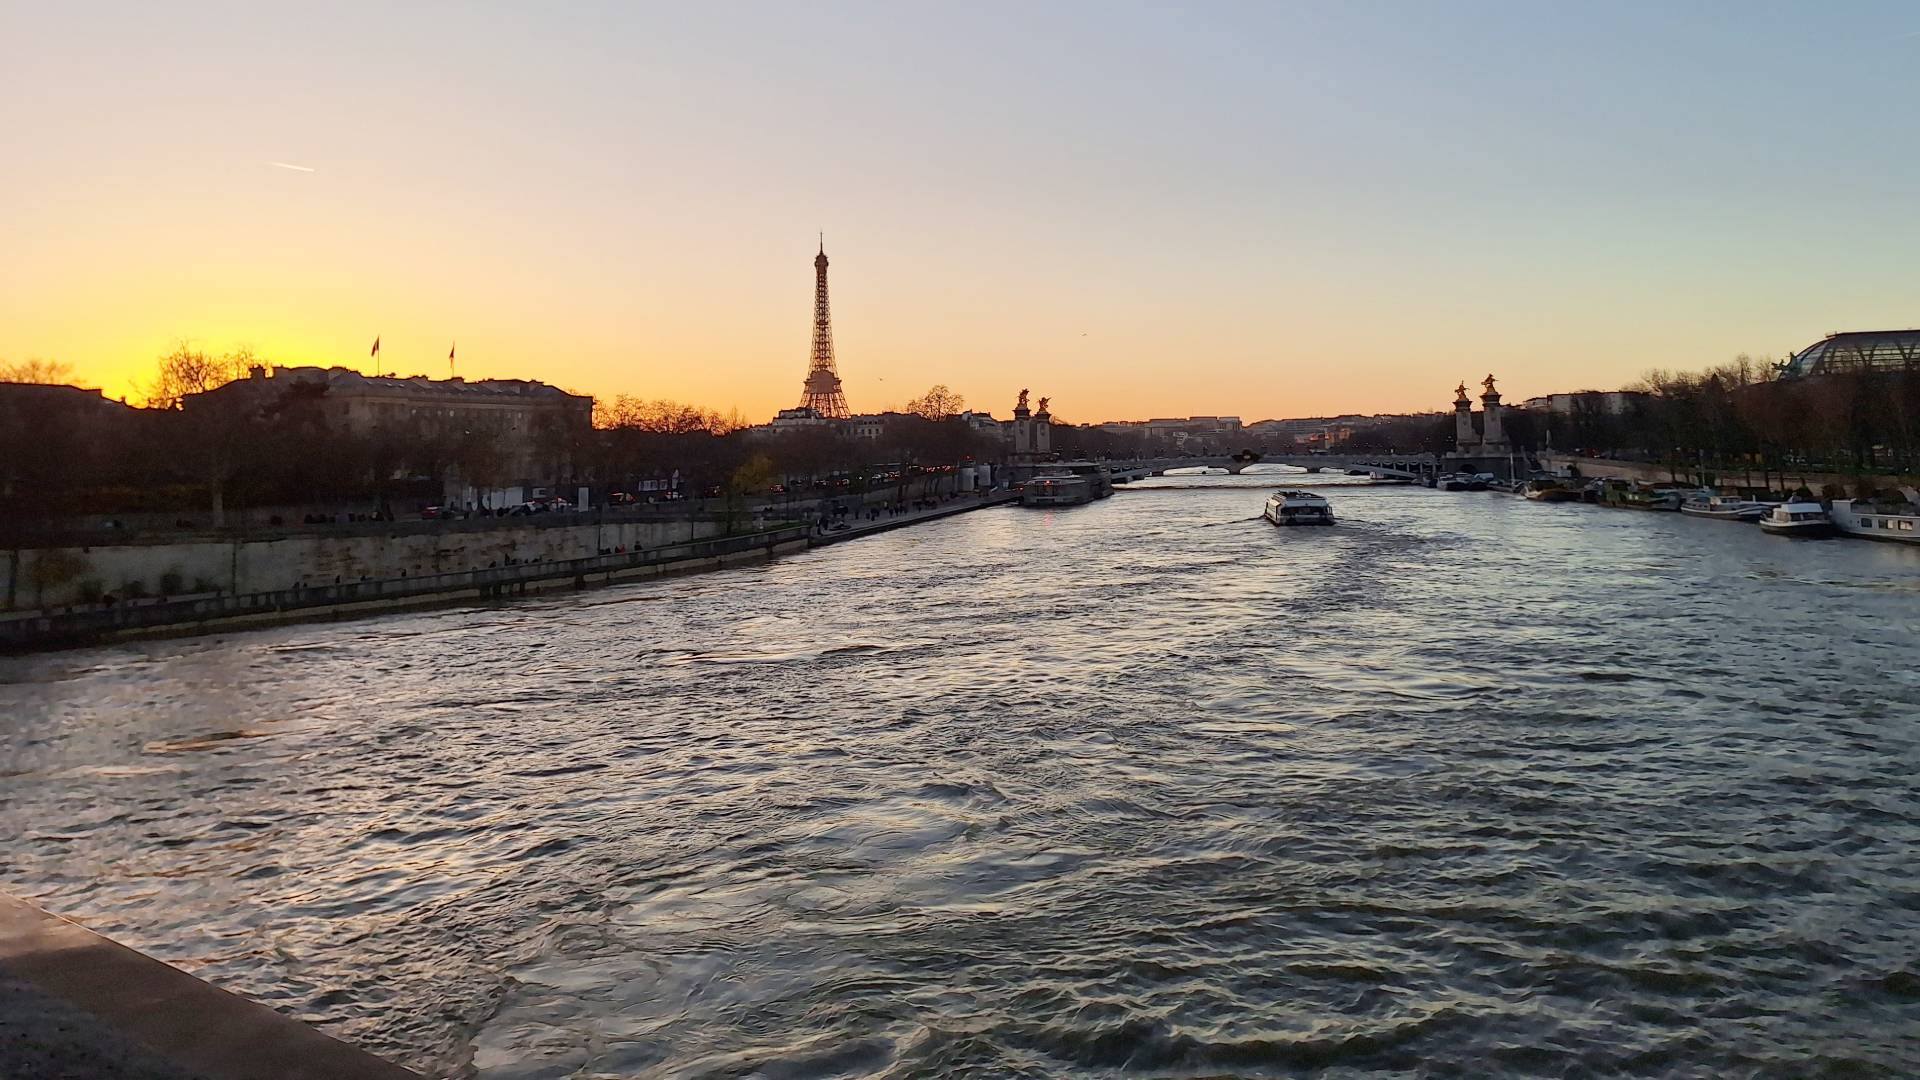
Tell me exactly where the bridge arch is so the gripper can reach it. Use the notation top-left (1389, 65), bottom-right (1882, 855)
top-left (1106, 453), bottom-right (1436, 481)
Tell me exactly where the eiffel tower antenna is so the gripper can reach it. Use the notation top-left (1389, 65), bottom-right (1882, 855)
top-left (797, 236), bottom-right (850, 418)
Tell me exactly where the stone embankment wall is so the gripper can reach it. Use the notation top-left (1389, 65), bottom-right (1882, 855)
top-left (3, 516), bottom-right (724, 613)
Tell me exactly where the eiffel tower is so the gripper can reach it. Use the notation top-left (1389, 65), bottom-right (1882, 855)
top-left (797, 235), bottom-right (850, 418)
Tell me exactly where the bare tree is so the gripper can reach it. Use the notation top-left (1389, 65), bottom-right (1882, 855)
top-left (597, 395), bottom-right (736, 434)
top-left (144, 345), bottom-right (255, 409)
top-left (905, 384), bottom-right (965, 421)
top-left (0, 358), bottom-right (76, 384)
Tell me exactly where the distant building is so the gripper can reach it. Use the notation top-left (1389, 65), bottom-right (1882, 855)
top-left (1245, 415), bottom-right (1385, 444)
top-left (769, 406), bottom-right (834, 431)
top-left (0, 383), bottom-right (146, 502)
top-left (1780, 330), bottom-right (1920, 379)
top-left (0, 382), bottom-right (139, 424)
top-left (186, 365), bottom-right (592, 495)
top-left (1098, 416), bottom-right (1244, 444)
top-left (956, 410), bottom-right (1004, 436)
top-left (1519, 391), bottom-right (1648, 416)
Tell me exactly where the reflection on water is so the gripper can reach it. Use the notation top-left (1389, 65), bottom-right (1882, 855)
top-left (4, 472), bottom-right (1920, 1077)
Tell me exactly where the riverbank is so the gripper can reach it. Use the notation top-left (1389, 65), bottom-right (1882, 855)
top-left (3, 512), bottom-right (731, 614)
top-left (0, 892), bottom-right (419, 1080)
top-left (1, 526), bottom-right (809, 652)
top-left (811, 488), bottom-right (1019, 546)
top-left (1537, 451), bottom-right (1919, 494)
top-left (1, 492), bottom-right (1019, 652)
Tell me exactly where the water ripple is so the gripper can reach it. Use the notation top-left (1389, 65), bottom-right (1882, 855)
top-left (3, 477), bottom-right (1920, 1077)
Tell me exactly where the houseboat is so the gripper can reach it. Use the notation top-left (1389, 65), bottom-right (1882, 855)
top-left (1679, 492), bottom-right (1775, 522)
top-left (1055, 460), bottom-right (1115, 500)
top-left (1597, 480), bottom-right (1680, 510)
top-left (1830, 490), bottom-right (1920, 544)
top-left (1021, 471), bottom-right (1093, 507)
top-left (1522, 478), bottom-right (1581, 502)
top-left (1759, 501), bottom-right (1835, 538)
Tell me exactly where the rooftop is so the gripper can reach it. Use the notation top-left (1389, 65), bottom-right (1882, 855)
top-left (1782, 330), bottom-right (1920, 379)
top-left (215, 365), bottom-right (587, 401)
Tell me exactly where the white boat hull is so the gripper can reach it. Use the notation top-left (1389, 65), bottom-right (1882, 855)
top-left (1759, 519), bottom-right (1833, 537)
top-left (1831, 502), bottom-right (1920, 544)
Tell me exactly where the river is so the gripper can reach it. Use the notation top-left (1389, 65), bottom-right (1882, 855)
top-left (4, 471), bottom-right (1919, 1078)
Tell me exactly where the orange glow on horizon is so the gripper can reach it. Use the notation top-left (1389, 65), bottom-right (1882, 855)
top-left (5, 7), bottom-right (1910, 424)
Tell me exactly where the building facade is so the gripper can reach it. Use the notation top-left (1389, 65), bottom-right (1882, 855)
top-left (1518, 391), bottom-right (1649, 416)
top-left (186, 365), bottom-right (593, 499)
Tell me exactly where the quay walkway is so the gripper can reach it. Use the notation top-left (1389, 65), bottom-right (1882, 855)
top-left (3, 492), bottom-right (1020, 652)
top-left (2, 526), bottom-right (810, 651)
top-left (0, 893), bottom-right (419, 1080)
top-left (810, 489), bottom-right (1019, 547)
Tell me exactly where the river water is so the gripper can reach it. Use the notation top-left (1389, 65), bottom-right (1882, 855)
top-left (4, 471), bottom-right (1920, 1078)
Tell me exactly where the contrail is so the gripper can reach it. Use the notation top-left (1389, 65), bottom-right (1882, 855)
top-left (267, 161), bottom-right (316, 172)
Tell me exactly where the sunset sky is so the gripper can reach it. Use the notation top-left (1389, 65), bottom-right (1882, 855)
top-left (4, 2), bottom-right (1917, 422)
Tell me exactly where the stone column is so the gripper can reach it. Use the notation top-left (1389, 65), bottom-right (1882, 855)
top-left (1481, 388), bottom-right (1505, 447)
top-left (1454, 386), bottom-right (1475, 451)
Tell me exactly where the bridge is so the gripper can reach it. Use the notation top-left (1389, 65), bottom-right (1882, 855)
top-left (1105, 452), bottom-right (1438, 482)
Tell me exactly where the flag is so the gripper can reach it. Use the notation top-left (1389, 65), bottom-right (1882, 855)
top-left (370, 336), bottom-right (381, 357)
top-left (448, 342), bottom-right (456, 361)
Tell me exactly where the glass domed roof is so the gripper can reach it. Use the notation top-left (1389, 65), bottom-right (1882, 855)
top-left (1782, 330), bottom-right (1920, 378)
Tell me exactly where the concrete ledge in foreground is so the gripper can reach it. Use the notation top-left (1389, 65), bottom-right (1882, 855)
top-left (0, 894), bottom-right (422, 1080)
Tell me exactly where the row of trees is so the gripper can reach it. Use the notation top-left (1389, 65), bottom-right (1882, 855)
top-left (1544, 357), bottom-right (1920, 485)
top-left (3, 349), bottom-right (1016, 529)
top-left (0, 358), bottom-right (77, 385)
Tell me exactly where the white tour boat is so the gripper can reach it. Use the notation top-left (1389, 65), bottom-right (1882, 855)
top-left (1829, 489), bottom-right (1920, 544)
top-left (1758, 501), bottom-right (1834, 538)
top-left (1264, 490), bottom-right (1334, 526)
